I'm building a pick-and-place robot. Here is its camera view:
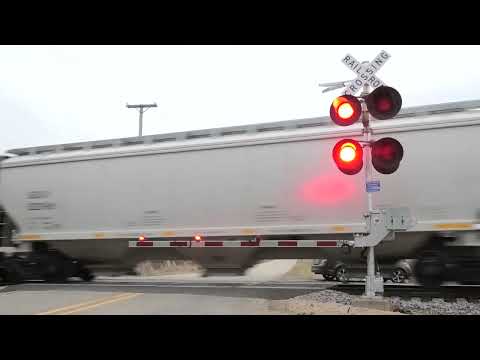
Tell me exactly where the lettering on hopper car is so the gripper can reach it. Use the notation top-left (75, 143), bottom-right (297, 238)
top-left (26, 190), bottom-right (57, 211)
top-left (143, 210), bottom-right (165, 225)
top-left (27, 191), bottom-right (50, 199)
top-left (28, 216), bottom-right (52, 220)
top-left (27, 202), bottom-right (56, 211)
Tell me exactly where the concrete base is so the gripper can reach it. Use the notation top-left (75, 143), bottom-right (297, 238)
top-left (364, 275), bottom-right (385, 297)
top-left (351, 296), bottom-right (393, 312)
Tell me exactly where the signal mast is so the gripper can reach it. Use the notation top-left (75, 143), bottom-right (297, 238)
top-left (320, 51), bottom-right (404, 297)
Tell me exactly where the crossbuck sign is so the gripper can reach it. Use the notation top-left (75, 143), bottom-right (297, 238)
top-left (343, 50), bottom-right (391, 95)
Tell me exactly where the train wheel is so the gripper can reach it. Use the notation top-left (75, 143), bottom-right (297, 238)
top-left (43, 257), bottom-right (68, 283)
top-left (391, 268), bottom-right (407, 283)
top-left (4, 271), bottom-right (23, 284)
top-left (2, 259), bottom-right (25, 284)
top-left (79, 268), bottom-right (95, 282)
top-left (460, 281), bottom-right (480, 285)
top-left (415, 251), bottom-right (445, 288)
top-left (0, 269), bottom-right (7, 284)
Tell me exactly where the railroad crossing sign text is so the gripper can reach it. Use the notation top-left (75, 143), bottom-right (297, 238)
top-left (342, 50), bottom-right (390, 95)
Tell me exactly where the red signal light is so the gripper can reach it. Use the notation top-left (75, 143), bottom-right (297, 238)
top-left (194, 235), bottom-right (202, 241)
top-left (366, 86), bottom-right (402, 120)
top-left (138, 235), bottom-right (145, 241)
top-left (371, 137), bottom-right (404, 174)
top-left (330, 95), bottom-right (362, 126)
top-left (338, 103), bottom-right (354, 119)
top-left (332, 139), bottom-right (364, 175)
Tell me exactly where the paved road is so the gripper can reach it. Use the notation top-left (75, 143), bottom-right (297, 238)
top-left (0, 278), bottom-right (336, 315)
top-left (0, 258), bottom-right (431, 315)
top-left (0, 260), bottom-right (324, 315)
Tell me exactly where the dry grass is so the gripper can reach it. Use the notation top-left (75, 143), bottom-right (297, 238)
top-left (281, 260), bottom-right (314, 280)
top-left (135, 260), bottom-right (201, 276)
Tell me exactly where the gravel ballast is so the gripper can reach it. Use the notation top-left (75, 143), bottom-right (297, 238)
top-left (283, 289), bottom-right (480, 315)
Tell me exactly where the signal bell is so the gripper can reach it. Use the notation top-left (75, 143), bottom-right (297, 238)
top-left (330, 95), bottom-right (362, 126)
top-left (371, 137), bottom-right (404, 174)
top-left (366, 86), bottom-right (402, 120)
top-left (332, 139), bottom-right (363, 175)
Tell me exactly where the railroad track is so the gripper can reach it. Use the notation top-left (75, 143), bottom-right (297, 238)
top-left (332, 283), bottom-right (480, 302)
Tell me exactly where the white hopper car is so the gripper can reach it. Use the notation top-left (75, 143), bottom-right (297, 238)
top-left (1, 99), bottom-right (480, 280)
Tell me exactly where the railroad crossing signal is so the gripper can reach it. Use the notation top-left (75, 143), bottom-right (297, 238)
top-left (366, 86), bottom-right (402, 120)
top-left (371, 137), bottom-right (404, 174)
top-left (322, 50), bottom-right (407, 297)
top-left (332, 139), bottom-right (363, 175)
top-left (326, 51), bottom-right (404, 176)
top-left (329, 86), bottom-right (403, 124)
top-left (329, 95), bottom-right (362, 126)
top-left (342, 51), bottom-right (390, 95)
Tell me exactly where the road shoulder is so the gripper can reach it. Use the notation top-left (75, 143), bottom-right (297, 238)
top-left (269, 298), bottom-right (402, 315)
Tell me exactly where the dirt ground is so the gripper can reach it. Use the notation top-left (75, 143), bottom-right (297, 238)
top-left (269, 299), bottom-right (402, 315)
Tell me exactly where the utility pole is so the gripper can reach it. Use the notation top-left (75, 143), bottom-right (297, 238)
top-left (126, 103), bottom-right (157, 136)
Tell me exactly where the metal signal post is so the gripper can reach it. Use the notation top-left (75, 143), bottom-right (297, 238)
top-left (361, 84), bottom-right (373, 213)
top-left (361, 84), bottom-right (384, 297)
top-left (323, 51), bottom-right (405, 297)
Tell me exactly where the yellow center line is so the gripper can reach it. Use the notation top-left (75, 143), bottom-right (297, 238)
top-left (60, 293), bottom-right (142, 315)
top-left (37, 293), bottom-right (132, 315)
top-left (36, 292), bottom-right (142, 315)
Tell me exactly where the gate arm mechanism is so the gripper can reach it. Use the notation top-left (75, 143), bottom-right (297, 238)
top-left (353, 208), bottom-right (415, 247)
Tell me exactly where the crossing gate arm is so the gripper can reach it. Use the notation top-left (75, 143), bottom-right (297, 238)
top-left (128, 239), bottom-right (355, 248)
top-left (127, 208), bottom-right (413, 249)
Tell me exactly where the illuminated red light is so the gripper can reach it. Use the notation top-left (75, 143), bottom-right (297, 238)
top-left (332, 139), bottom-right (363, 175)
top-left (330, 95), bottom-right (362, 126)
top-left (339, 142), bottom-right (357, 162)
top-left (194, 235), bottom-right (202, 241)
top-left (337, 102), bottom-right (354, 120)
top-left (138, 235), bottom-right (145, 241)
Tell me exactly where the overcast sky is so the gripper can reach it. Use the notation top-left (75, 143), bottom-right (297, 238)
top-left (0, 45), bottom-right (478, 152)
